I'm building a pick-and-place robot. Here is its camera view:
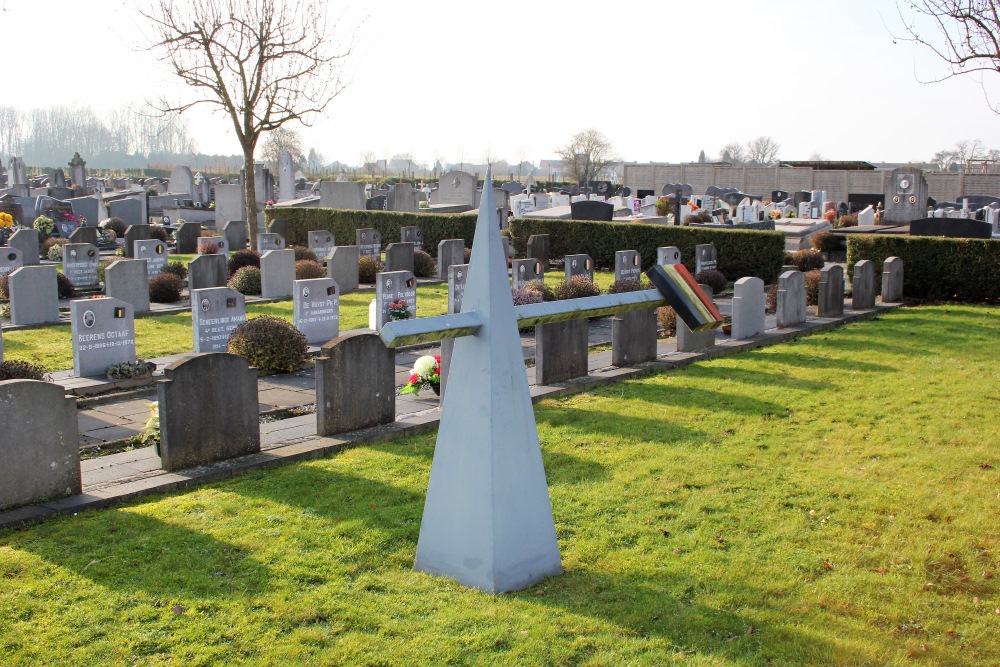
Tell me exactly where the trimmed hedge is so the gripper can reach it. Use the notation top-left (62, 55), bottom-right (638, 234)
top-left (508, 218), bottom-right (786, 283)
top-left (847, 235), bottom-right (1000, 302)
top-left (264, 208), bottom-right (477, 255)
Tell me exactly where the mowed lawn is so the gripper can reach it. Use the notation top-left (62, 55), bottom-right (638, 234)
top-left (1, 304), bottom-right (998, 666)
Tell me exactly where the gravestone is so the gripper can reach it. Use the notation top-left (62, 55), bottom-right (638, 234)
top-left (260, 249), bottom-right (296, 299)
top-left (611, 307), bottom-right (657, 367)
top-left (69, 197), bottom-right (101, 229)
top-left (134, 240), bottom-right (169, 278)
top-left (8, 266), bottom-right (60, 325)
top-left (266, 218), bottom-right (288, 242)
top-left (776, 271), bottom-right (807, 328)
top-left (883, 167), bottom-right (928, 225)
top-left (256, 233), bottom-right (284, 253)
top-left (278, 151), bottom-right (294, 201)
top-left (677, 285), bottom-right (717, 352)
top-left (123, 224), bottom-right (151, 258)
top-left (174, 222), bottom-right (202, 253)
top-left (7, 229), bottom-right (39, 266)
top-left (168, 165), bottom-right (195, 196)
top-left (188, 253), bottom-right (228, 290)
top-left (730, 277), bottom-right (765, 339)
top-left (214, 184), bottom-right (245, 223)
top-left (817, 265), bottom-right (845, 317)
top-left (526, 234), bottom-right (550, 266)
top-left (105, 259), bottom-right (150, 315)
top-left (109, 198), bottom-right (144, 228)
top-left (436, 171), bottom-right (477, 206)
top-left (0, 247), bottom-right (22, 277)
top-left (308, 230), bottom-right (335, 261)
top-left (222, 220), bottom-right (249, 251)
top-left (327, 245), bottom-right (360, 293)
top-left (569, 200), bottom-right (614, 221)
top-left (909, 217), bottom-right (992, 239)
top-left (0, 380), bottom-right (80, 511)
top-left (511, 259), bottom-right (544, 289)
top-left (356, 228), bottom-right (381, 257)
top-left (384, 242), bottom-right (415, 273)
top-left (367, 194), bottom-right (387, 211)
top-left (564, 254), bottom-right (594, 282)
top-left (437, 239), bottom-right (465, 279)
top-left (157, 353), bottom-right (260, 471)
top-left (388, 185), bottom-right (420, 212)
top-left (614, 250), bottom-right (642, 282)
top-left (191, 287), bottom-right (247, 352)
top-left (67, 225), bottom-right (98, 246)
top-left (881, 257), bottom-right (904, 303)
top-left (694, 244), bottom-right (717, 274)
top-left (319, 181), bottom-right (366, 210)
top-left (657, 246), bottom-right (681, 266)
top-left (374, 270), bottom-right (416, 330)
top-left (62, 243), bottom-right (100, 287)
top-left (535, 319), bottom-right (589, 384)
top-left (401, 226), bottom-right (424, 250)
top-left (197, 236), bottom-right (227, 255)
top-left (857, 205), bottom-right (875, 226)
top-left (448, 263), bottom-right (470, 314)
top-left (1, 202), bottom-right (24, 228)
top-left (851, 260), bottom-right (876, 310)
top-left (315, 333), bottom-right (395, 436)
top-left (70, 296), bottom-right (135, 376)
top-left (293, 278), bottom-right (340, 344)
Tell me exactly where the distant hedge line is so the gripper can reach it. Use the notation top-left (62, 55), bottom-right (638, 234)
top-left (847, 235), bottom-right (1000, 302)
top-left (508, 218), bottom-right (786, 283)
top-left (264, 208), bottom-right (477, 251)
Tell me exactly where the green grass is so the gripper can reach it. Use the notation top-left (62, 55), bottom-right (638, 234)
top-left (1, 304), bottom-right (998, 665)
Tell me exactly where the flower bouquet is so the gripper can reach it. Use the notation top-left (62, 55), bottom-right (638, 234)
top-left (400, 355), bottom-right (441, 395)
top-left (388, 297), bottom-right (412, 321)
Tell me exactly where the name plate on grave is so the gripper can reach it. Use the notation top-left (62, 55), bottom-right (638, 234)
top-left (62, 243), bottom-right (100, 287)
top-left (401, 226), bottom-right (424, 250)
top-left (657, 246), bottom-right (681, 266)
top-left (192, 287), bottom-right (247, 353)
top-left (448, 264), bottom-right (470, 314)
top-left (357, 228), bottom-right (381, 258)
top-left (307, 231), bottom-right (335, 261)
top-left (565, 254), bottom-right (594, 282)
top-left (70, 297), bottom-right (136, 377)
top-left (256, 233), bottom-right (284, 253)
top-left (293, 278), bottom-right (340, 344)
top-left (511, 259), bottom-right (544, 290)
top-left (375, 270), bottom-right (416, 330)
top-left (615, 250), bottom-right (641, 282)
top-left (0, 248), bottom-right (23, 277)
top-left (135, 240), bottom-right (169, 278)
top-left (695, 244), bottom-right (717, 274)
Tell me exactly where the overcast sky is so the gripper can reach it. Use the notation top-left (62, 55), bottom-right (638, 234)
top-left (4, 0), bottom-right (999, 167)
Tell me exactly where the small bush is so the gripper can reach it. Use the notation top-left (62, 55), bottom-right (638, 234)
top-left (149, 273), bottom-right (183, 303)
top-left (810, 231), bottom-right (840, 252)
top-left (463, 247), bottom-right (472, 263)
top-left (358, 255), bottom-right (384, 284)
top-left (836, 213), bottom-right (858, 228)
top-left (228, 249), bottom-right (261, 276)
top-left (41, 236), bottom-right (66, 257)
top-left (555, 276), bottom-right (601, 300)
top-left (227, 315), bottom-right (307, 375)
top-left (47, 238), bottom-right (69, 262)
top-left (295, 259), bottom-right (325, 280)
top-left (149, 225), bottom-right (169, 242)
top-left (198, 239), bottom-right (220, 255)
top-left (290, 245), bottom-right (318, 263)
top-left (56, 271), bottom-right (75, 299)
top-left (766, 283), bottom-right (778, 314)
top-left (512, 288), bottom-right (544, 306)
top-left (228, 266), bottom-right (262, 295)
top-left (413, 249), bottom-right (436, 278)
top-left (694, 269), bottom-right (727, 294)
top-left (0, 274), bottom-right (8, 301)
top-left (684, 210), bottom-right (714, 224)
top-left (103, 217), bottom-right (127, 237)
top-left (607, 279), bottom-right (648, 294)
top-left (524, 279), bottom-right (556, 302)
top-left (791, 249), bottom-right (825, 272)
top-left (163, 261), bottom-right (188, 280)
top-left (783, 250), bottom-right (795, 265)
top-left (0, 359), bottom-right (46, 381)
top-left (657, 306), bottom-right (677, 336)
top-left (805, 270), bottom-right (821, 306)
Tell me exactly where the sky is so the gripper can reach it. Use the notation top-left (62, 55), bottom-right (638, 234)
top-left (4, 0), bottom-right (1000, 168)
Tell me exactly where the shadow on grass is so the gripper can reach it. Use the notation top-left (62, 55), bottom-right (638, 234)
top-left (749, 350), bottom-right (898, 374)
top-left (679, 364), bottom-right (836, 392)
top-left (537, 406), bottom-right (708, 442)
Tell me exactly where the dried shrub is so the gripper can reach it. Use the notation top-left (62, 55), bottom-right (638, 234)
top-left (791, 249), bottom-right (825, 272)
top-left (810, 231), bottom-right (840, 252)
top-left (607, 279), bottom-right (649, 294)
top-left (555, 276), bottom-right (601, 300)
top-left (0, 274), bottom-right (8, 301)
top-left (47, 238), bottom-right (69, 262)
top-left (413, 249), bottom-right (436, 278)
top-left (290, 245), bottom-right (318, 263)
top-left (228, 249), bottom-right (261, 276)
top-left (227, 315), bottom-right (307, 375)
top-left (684, 210), bottom-right (714, 224)
top-left (783, 250), bottom-right (795, 265)
top-left (198, 239), bottom-right (220, 255)
top-left (463, 247), bottom-right (472, 263)
top-left (295, 259), bottom-right (325, 280)
top-left (694, 269), bottom-right (727, 295)
top-left (199, 229), bottom-right (221, 237)
top-left (358, 255), bottom-right (384, 284)
top-left (524, 279), bottom-right (556, 302)
top-left (805, 269), bottom-right (821, 306)
top-left (103, 217), bottom-right (127, 237)
top-left (56, 271), bottom-right (75, 299)
top-left (149, 225), bottom-right (169, 242)
top-left (42, 236), bottom-right (67, 258)
top-left (836, 213), bottom-right (859, 228)
top-left (163, 261), bottom-right (188, 280)
top-left (228, 266), bottom-right (262, 295)
top-left (657, 306), bottom-right (677, 336)
top-left (0, 359), bottom-right (46, 381)
top-left (512, 287), bottom-right (544, 306)
top-left (148, 273), bottom-right (183, 303)
top-left (766, 283), bottom-right (778, 314)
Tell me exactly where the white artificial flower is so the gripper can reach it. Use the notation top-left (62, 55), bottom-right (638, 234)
top-left (413, 355), bottom-right (437, 377)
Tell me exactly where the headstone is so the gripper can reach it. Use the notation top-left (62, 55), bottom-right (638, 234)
top-left (569, 200), bottom-right (614, 221)
top-left (7, 229), bottom-right (39, 266)
top-left (0, 202), bottom-right (23, 228)
top-left (676, 285), bottom-right (717, 352)
top-left (214, 184), bottom-right (245, 224)
top-left (255, 232), bottom-right (283, 253)
top-left (657, 246), bottom-right (681, 266)
top-left (197, 236), bottom-right (227, 255)
top-left (308, 230), bottom-right (335, 260)
top-left (191, 287), bottom-right (247, 352)
top-left (62, 243), bottom-right (100, 287)
top-left (356, 228), bottom-right (381, 257)
top-left (611, 308), bottom-right (657, 367)
top-left (435, 171), bottom-right (477, 206)
top-left (8, 266), bottom-right (60, 325)
top-left (319, 181), bottom-right (366, 210)
top-left (883, 167), bottom-right (929, 224)
top-left (0, 380), bottom-right (80, 510)
top-left (222, 220), bottom-right (249, 251)
top-left (388, 185), bottom-right (420, 212)
top-left (374, 270), bottom-right (416, 330)
top-left (730, 277), bottom-right (765, 339)
top-left (188, 253), bottom-right (228, 290)
top-left (851, 260), bottom-right (876, 310)
top-left (260, 249), bottom-right (296, 299)
top-left (9, 157), bottom-right (27, 186)
top-left (366, 194), bottom-right (387, 211)
top-left (157, 353), bottom-right (260, 471)
top-left (174, 222), bottom-right (202, 253)
top-left (401, 226), bottom-right (424, 250)
top-left (67, 225), bottom-right (99, 246)
top-left (564, 254), bottom-right (594, 282)
top-left (817, 265), bottom-right (845, 317)
top-left (123, 225), bottom-right (151, 258)
top-left (134, 240), bottom-right (168, 279)
top-left (0, 247), bottom-right (22, 277)
top-left (776, 271), bottom-right (807, 328)
top-left (109, 198), bottom-right (144, 228)
top-left (694, 244), bottom-right (717, 274)
top-left (327, 245), bottom-right (360, 293)
top-left (384, 242), bottom-right (415, 273)
top-left (70, 296), bottom-right (136, 377)
top-left (909, 217), bottom-right (992, 239)
top-left (526, 234), bottom-right (550, 266)
top-left (535, 319), bottom-right (589, 384)
top-left (293, 278), bottom-right (340, 344)
top-left (103, 259), bottom-right (150, 315)
top-left (315, 333), bottom-right (395, 435)
top-left (168, 166), bottom-right (195, 196)
top-left (437, 239), bottom-right (465, 279)
top-left (278, 151), bottom-right (294, 201)
top-left (881, 257), bottom-right (904, 303)
top-left (511, 259), bottom-right (544, 289)
top-left (614, 250), bottom-right (642, 282)
top-left (266, 218), bottom-right (288, 242)
top-left (857, 205), bottom-right (875, 226)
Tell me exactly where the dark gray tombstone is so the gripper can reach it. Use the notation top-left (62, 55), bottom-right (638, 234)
top-left (611, 308), bottom-right (657, 367)
top-left (157, 353), bottom-right (260, 471)
top-left (694, 244), bottom-right (718, 274)
top-left (222, 220), bottom-right (249, 251)
top-left (677, 285), bottom-right (717, 352)
top-left (70, 296), bottom-right (136, 376)
top-left (62, 243), bottom-right (100, 287)
top-left (260, 249), bottom-right (296, 299)
top-left (569, 200), bottom-right (614, 221)
top-left (384, 242), bottom-right (415, 273)
top-left (526, 234), bottom-right (550, 266)
top-left (401, 226), bottom-right (424, 250)
top-left (564, 254), bottom-right (594, 282)
top-left (327, 245), bottom-right (359, 293)
top-left (188, 253), bottom-right (228, 290)
top-left (366, 194), bottom-right (387, 211)
top-left (909, 218), bottom-right (992, 239)
top-left (614, 250), bottom-right (641, 282)
top-left (293, 278), bottom-right (340, 344)
top-left (356, 228), bottom-right (381, 258)
top-left (0, 380), bottom-right (80, 510)
top-left (8, 265), bottom-right (60, 325)
top-left (307, 230), bottom-right (335, 260)
top-left (851, 260), bottom-right (876, 310)
top-left (134, 240), bottom-right (169, 278)
top-left (883, 167), bottom-right (929, 225)
top-left (267, 218), bottom-right (289, 242)
top-left (437, 239), bottom-right (465, 279)
top-left (535, 319), bottom-right (589, 385)
top-left (191, 287), bottom-right (247, 352)
top-left (315, 333), bottom-right (395, 436)
top-left (817, 265), bottom-right (845, 317)
top-left (656, 246), bottom-right (681, 266)
top-left (8, 229), bottom-right (40, 266)
top-left (123, 224), bottom-right (151, 258)
top-left (109, 198), bottom-right (144, 228)
top-left (374, 270), bottom-right (416, 330)
top-left (105, 259), bottom-right (150, 315)
top-left (67, 225), bottom-right (99, 246)
top-left (776, 271), bottom-right (806, 328)
top-left (175, 222), bottom-right (202, 253)
top-left (881, 257), bottom-right (904, 303)
top-left (511, 258), bottom-right (544, 289)
top-left (256, 233), bottom-right (284, 253)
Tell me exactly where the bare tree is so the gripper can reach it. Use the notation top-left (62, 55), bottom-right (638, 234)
top-left (555, 129), bottom-right (619, 192)
top-left (260, 127), bottom-right (305, 172)
top-left (139, 0), bottom-right (353, 243)
top-left (359, 150), bottom-right (377, 179)
top-left (718, 142), bottom-right (747, 165)
top-left (932, 138), bottom-right (994, 170)
top-left (0, 106), bottom-right (25, 158)
top-left (895, 0), bottom-right (1000, 112)
top-left (745, 136), bottom-right (781, 165)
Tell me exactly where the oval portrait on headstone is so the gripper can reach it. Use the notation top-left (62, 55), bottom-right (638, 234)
top-left (83, 310), bottom-right (96, 328)
top-left (519, 266), bottom-right (525, 276)
top-left (571, 259), bottom-right (578, 269)
top-left (457, 270), bottom-right (463, 280)
top-left (386, 278), bottom-right (392, 289)
top-left (302, 287), bottom-right (310, 298)
top-left (218, 241), bottom-right (226, 250)
top-left (201, 298), bottom-right (211, 312)
top-left (70, 250), bottom-right (77, 259)
top-left (452, 178), bottom-right (461, 189)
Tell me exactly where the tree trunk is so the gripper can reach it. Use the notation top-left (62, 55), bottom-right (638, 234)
top-left (243, 144), bottom-right (258, 250)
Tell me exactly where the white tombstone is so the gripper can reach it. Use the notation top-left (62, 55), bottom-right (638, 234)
top-left (857, 206), bottom-right (875, 226)
top-left (730, 277), bottom-right (765, 340)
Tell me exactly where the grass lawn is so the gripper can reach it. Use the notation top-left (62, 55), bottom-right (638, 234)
top-left (1, 304), bottom-right (998, 665)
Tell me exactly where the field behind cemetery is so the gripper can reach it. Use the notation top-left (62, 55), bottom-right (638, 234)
top-left (1, 304), bottom-right (998, 666)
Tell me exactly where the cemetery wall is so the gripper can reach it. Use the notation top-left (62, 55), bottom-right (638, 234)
top-left (847, 235), bottom-right (1000, 302)
top-left (265, 208), bottom-right (476, 254)
top-left (509, 218), bottom-right (786, 283)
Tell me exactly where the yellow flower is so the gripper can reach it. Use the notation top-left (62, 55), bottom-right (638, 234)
top-left (0, 212), bottom-right (13, 228)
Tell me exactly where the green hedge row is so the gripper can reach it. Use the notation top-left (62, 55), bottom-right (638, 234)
top-left (264, 208), bottom-right (477, 253)
top-left (847, 235), bottom-right (1000, 302)
top-left (508, 218), bottom-right (786, 283)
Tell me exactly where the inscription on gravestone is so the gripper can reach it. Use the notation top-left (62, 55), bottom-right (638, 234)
top-left (293, 278), bottom-right (340, 344)
top-left (62, 243), bottom-right (100, 287)
top-left (70, 297), bottom-right (136, 377)
top-left (134, 240), bottom-right (169, 278)
top-left (307, 231), bottom-right (335, 260)
top-left (614, 250), bottom-right (641, 282)
top-left (695, 244), bottom-right (717, 274)
top-left (511, 259), bottom-right (544, 290)
top-left (191, 287), bottom-right (247, 353)
top-left (375, 271), bottom-right (416, 330)
top-left (401, 226), bottom-right (424, 250)
top-left (564, 254), bottom-right (594, 282)
top-left (356, 228), bottom-right (381, 258)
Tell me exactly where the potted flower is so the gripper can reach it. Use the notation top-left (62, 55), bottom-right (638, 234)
top-left (400, 355), bottom-right (441, 396)
top-left (0, 211), bottom-right (14, 244)
top-left (33, 215), bottom-right (55, 237)
top-left (388, 297), bottom-right (412, 321)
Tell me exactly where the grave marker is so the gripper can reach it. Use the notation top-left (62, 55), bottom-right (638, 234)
top-left (191, 287), bottom-right (247, 352)
top-left (0, 247), bottom-right (23, 277)
top-left (70, 296), bottom-right (136, 377)
top-left (374, 270), bottom-right (416, 330)
top-left (105, 259), bottom-right (150, 314)
top-left (8, 229), bottom-right (39, 266)
top-left (8, 266), bottom-right (60, 325)
top-left (134, 239), bottom-right (169, 278)
top-left (293, 278), bottom-right (340, 344)
top-left (694, 244), bottom-right (717, 274)
top-left (188, 253), bottom-right (227, 290)
top-left (656, 246), bottom-right (681, 266)
top-left (384, 242), bottom-right (415, 273)
top-left (123, 225), bottom-right (151, 258)
top-left (776, 271), bottom-right (807, 328)
top-left (174, 222), bottom-right (201, 253)
top-left (401, 226), bottom-right (424, 250)
top-left (356, 228), bottom-right (381, 257)
top-left (614, 250), bottom-right (642, 282)
top-left (437, 239), bottom-right (465, 279)
top-left (881, 257), bottom-right (904, 303)
top-left (564, 254), bottom-right (594, 282)
top-left (730, 277), bottom-right (765, 339)
top-left (308, 230), bottom-right (335, 260)
top-left (256, 233), bottom-right (284, 253)
top-left (851, 260), bottom-right (876, 309)
top-left (62, 243), bottom-right (100, 287)
top-left (260, 249), bottom-right (296, 299)
top-left (197, 236), bottom-right (227, 254)
top-left (327, 245), bottom-right (359, 292)
top-left (222, 220), bottom-right (249, 251)
top-left (511, 259), bottom-right (544, 289)
top-left (817, 265), bottom-right (845, 317)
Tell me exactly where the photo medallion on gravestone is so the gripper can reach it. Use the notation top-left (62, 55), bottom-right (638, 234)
top-left (62, 243), bottom-right (100, 288)
top-left (657, 246), bottom-right (681, 266)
